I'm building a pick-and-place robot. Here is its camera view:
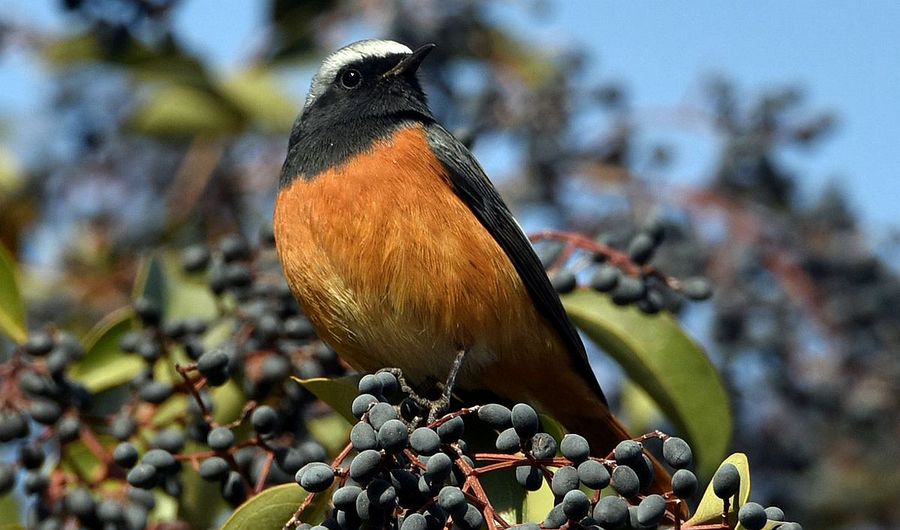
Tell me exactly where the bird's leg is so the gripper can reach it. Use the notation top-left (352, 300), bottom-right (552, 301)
top-left (376, 367), bottom-right (432, 409)
top-left (428, 348), bottom-right (467, 423)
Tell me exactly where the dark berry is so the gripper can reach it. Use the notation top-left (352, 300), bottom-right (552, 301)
top-left (551, 269), bottom-right (577, 294)
top-left (375, 372), bottom-right (399, 396)
top-left (611, 276), bottom-right (646, 304)
top-left (611, 465), bottom-right (640, 497)
top-left (593, 495), bottom-right (629, 528)
top-left (410, 427), bottom-right (441, 455)
top-left (682, 277), bottom-right (713, 300)
top-left (199, 457), bottom-right (230, 482)
top-left (560, 434), bottom-right (589, 462)
top-left (764, 506), bottom-right (785, 521)
top-left (0, 411), bottom-right (30, 441)
top-left (29, 400), bottom-right (62, 425)
top-left (477, 403), bottom-right (512, 428)
top-left (25, 332), bottom-right (55, 356)
top-left (562, 489), bottom-right (590, 520)
top-left (436, 416), bottom-right (464, 442)
top-left (0, 465), bottom-right (15, 494)
top-left (139, 381), bottom-right (173, 404)
top-left (127, 464), bottom-right (158, 489)
top-left (57, 417), bottom-right (81, 443)
top-left (350, 422), bottom-right (378, 451)
top-left (495, 428), bottom-right (521, 452)
top-left (614, 440), bottom-right (643, 464)
top-left (425, 452), bottom-right (452, 484)
top-left (637, 494), bottom-right (667, 526)
top-left (377, 419), bottom-right (409, 452)
top-left (577, 460), bottom-right (610, 489)
top-left (65, 487), bottom-right (96, 518)
top-left (351, 394), bottom-right (379, 419)
top-left (24, 471), bottom-right (48, 494)
top-left (511, 403), bottom-right (539, 439)
top-left (367, 402), bottom-right (398, 431)
top-left (738, 502), bottom-right (768, 530)
top-left (349, 450), bottom-right (381, 482)
top-left (181, 244), bottom-right (211, 273)
top-left (114, 443), bottom-right (139, 468)
top-left (97, 500), bottom-right (123, 523)
top-left (530, 432), bottom-right (557, 459)
top-left (358, 374), bottom-right (383, 396)
top-left (153, 428), bottom-right (186, 453)
top-left (134, 297), bottom-right (162, 326)
top-left (111, 416), bottom-right (137, 441)
top-left (543, 504), bottom-right (567, 529)
top-left (219, 234), bottom-right (251, 262)
top-left (628, 232), bottom-right (657, 264)
top-left (437, 485), bottom-right (466, 515)
top-left (333, 485), bottom-right (362, 511)
top-left (207, 427), bottom-right (235, 451)
top-left (197, 350), bottom-right (229, 376)
top-left (142, 449), bottom-right (177, 474)
top-left (590, 264), bottom-right (620, 292)
top-left (251, 405), bottom-right (279, 435)
top-left (221, 471), bottom-right (247, 506)
top-left (713, 463), bottom-right (740, 499)
top-left (297, 463), bottom-right (334, 492)
top-left (401, 513), bottom-right (428, 530)
top-left (662, 437), bottom-right (692, 469)
top-left (550, 465), bottom-right (579, 497)
top-left (515, 465), bottom-right (543, 491)
top-left (672, 469), bottom-right (698, 499)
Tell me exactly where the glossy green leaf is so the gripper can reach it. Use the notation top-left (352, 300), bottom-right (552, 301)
top-left (308, 412), bottom-right (351, 457)
top-left (685, 453), bottom-right (751, 527)
top-left (221, 483), bottom-right (331, 530)
top-left (129, 84), bottom-right (244, 137)
top-left (522, 475), bottom-right (556, 524)
top-left (294, 374), bottom-right (362, 424)
top-left (563, 290), bottom-right (731, 477)
top-left (69, 307), bottom-right (144, 393)
top-left (0, 243), bottom-right (26, 344)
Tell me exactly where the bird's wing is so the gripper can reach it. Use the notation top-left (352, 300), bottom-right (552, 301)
top-left (425, 123), bottom-right (607, 405)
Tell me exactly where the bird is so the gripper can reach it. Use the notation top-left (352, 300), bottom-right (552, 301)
top-left (273, 39), bottom-right (668, 489)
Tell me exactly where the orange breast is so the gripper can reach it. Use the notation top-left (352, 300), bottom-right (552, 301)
top-left (274, 126), bottom-right (570, 398)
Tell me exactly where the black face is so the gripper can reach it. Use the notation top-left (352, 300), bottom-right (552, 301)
top-left (280, 47), bottom-right (436, 187)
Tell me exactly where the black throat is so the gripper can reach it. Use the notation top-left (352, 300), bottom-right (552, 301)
top-left (279, 110), bottom-right (434, 188)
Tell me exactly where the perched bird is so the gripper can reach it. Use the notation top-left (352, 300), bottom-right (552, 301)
top-left (274, 40), bottom-right (665, 485)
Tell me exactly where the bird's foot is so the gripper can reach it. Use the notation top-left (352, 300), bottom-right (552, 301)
top-left (377, 349), bottom-right (468, 425)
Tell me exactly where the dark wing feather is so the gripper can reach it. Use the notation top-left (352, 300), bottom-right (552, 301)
top-left (425, 123), bottom-right (607, 405)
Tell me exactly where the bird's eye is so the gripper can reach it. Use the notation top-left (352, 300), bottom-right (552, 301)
top-left (340, 69), bottom-right (362, 89)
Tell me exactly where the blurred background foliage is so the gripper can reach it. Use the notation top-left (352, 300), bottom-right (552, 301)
top-left (0, 1), bottom-right (898, 529)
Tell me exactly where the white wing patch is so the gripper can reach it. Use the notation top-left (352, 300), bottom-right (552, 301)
top-left (305, 40), bottom-right (412, 109)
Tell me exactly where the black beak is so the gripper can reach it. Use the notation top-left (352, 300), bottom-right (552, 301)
top-left (383, 43), bottom-right (436, 78)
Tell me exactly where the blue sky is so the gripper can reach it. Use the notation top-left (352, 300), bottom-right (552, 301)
top-left (1, 1), bottom-right (898, 233)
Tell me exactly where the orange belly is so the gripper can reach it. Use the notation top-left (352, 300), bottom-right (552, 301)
top-left (274, 126), bottom-right (572, 400)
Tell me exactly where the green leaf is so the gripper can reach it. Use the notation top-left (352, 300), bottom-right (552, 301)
top-left (211, 379), bottom-right (247, 425)
top-left (562, 290), bottom-right (731, 477)
top-left (307, 412), bottom-right (351, 457)
top-left (0, 491), bottom-right (22, 528)
top-left (522, 476), bottom-right (556, 524)
top-left (0, 243), bottom-right (26, 343)
top-left (221, 483), bottom-right (331, 530)
top-left (685, 453), bottom-right (752, 527)
top-left (69, 307), bottom-right (145, 393)
top-left (294, 374), bottom-right (362, 424)
top-left (129, 83), bottom-right (244, 137)
top-left (133, 255), bottom-right (167, 312)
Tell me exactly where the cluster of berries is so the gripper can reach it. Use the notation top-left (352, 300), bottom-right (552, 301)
top-left (0, 231), bottom-right (345, 529)
top-left (536, 218), bottom-right (713, 314)
top-left (287, 374), bottom-right (800, 530)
